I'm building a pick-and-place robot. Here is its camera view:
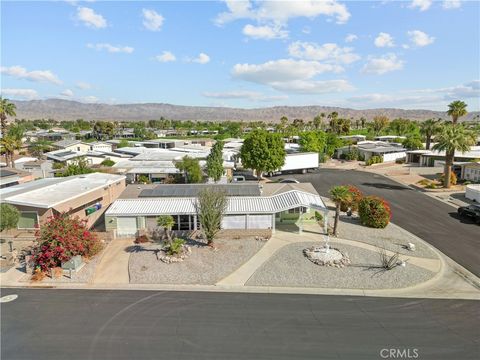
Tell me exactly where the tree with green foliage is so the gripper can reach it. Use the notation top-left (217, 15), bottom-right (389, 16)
top-left (206, 141), bottom-right (224, 182)
top-left (402, 134), bottom-right (424, 150)
top-left (57, 157), bottom-right (94, 177)
top-left (299, 131), bottom-right (326, 155)
top-left (447, 100), bottom-right (468, 125)
top-left (0, 136), bottom-right (21, 167)
top-left (195, 188), bottom-right (228, 246)
top-left (240, 129), bottom-right (286, 179)
top-left (117, 139), bottom-right (130, 148)
top-left (100, 159), bottom-right (115, 167)
top-left (0, 204), bottom-right (20, 233)
top-left (93, 121), bottom-right (115, 140)
top-left (324, 133), bottom-right (343, 158)
top-left (0, 97), bottom-right (16, 135)
top-left (137, 174), bottom-right (151, 184)
top-left (433, 123), bottom-right (477, 188)
top-left (420, 119), bottom-right (440, 150)
top-left (157, 215), bottom-right (175, 242)
top-left (329, 186), bottom-right (352, 236)
top-left (29, 140), bottom-right (53, 158)
top-left (371, 116), bottom-right (390, 135)
top-left (175, 156), bottom-right (203, 183)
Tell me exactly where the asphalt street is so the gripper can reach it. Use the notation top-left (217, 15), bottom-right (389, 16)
top-left (282, 169), bottom-right (480, 277)
top-left (1, 289), bottom-right (479, 360)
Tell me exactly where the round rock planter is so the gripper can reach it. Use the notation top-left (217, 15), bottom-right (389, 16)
top-left (158, 245), bottom-right (192, 264)
top-left (303, 246), bottom-right (351, 268)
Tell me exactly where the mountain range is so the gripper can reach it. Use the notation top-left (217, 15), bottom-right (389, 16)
top-left (11, 99), bottom-right (480, 122)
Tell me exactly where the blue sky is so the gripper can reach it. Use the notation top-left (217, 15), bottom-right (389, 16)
top-left (1, 0), bottom-right (479, 111)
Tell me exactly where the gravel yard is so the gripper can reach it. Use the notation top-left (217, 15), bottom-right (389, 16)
top-left (246, 242), bottom-right (435, 289)
top-left (19, 254), bottom-right (102, 284)
top-left (129, 237), bottom-right (266, 285)
top-left (334, 214), bottom-right (438, 259)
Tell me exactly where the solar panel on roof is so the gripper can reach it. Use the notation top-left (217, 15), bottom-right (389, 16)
top-left (138, 184), bottom-right (261, 198)
top-left (0, 169), bottom-right (17, 177)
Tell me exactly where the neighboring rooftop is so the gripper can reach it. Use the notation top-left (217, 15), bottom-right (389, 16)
top-left (0, 173), bottom-right (126, 208)
top-left (53, 139), bottom-right (82, 148)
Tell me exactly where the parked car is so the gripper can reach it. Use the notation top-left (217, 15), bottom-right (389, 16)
top-left (457, 204), bottom-right (480, 224)
top-left (279, 178), bottom-right (299, 184)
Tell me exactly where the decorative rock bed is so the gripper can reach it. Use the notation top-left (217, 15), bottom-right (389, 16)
top-left (157, 244), bottom-right (192, 264)
top-left (303, 246), bottom-right (351, 267)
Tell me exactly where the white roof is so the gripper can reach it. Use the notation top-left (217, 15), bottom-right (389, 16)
top-left (418, 146), bottom-right (480, 158)
top-left (14, 157), bottom-right (38, 164)
top-left (105, 189), bottom-right (327, 216)
top-left (1, 173), bottom-right (125, 209)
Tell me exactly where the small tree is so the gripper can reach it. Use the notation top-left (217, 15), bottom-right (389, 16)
top-left (175, 156), bottom-right (203, 183)
top-left (240, 129), bottom-right (286, 179)
top-left (329, 186), bottom-right (352, 236)
top-left (195, 188), bottom-right (228, 246)
top-left (206, 141), bottom-right (224, 182)
top-left (117, 139), bottom-right (130, 148)
top-left (0, 204), bottom-right (20, 233)
top-left (157, 215), bottom-right (175, 242)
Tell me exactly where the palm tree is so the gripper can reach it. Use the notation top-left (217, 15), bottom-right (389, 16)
top-left (420, 119), bottom-right (440, 150)
top-left (329, 186), bottom-right (352, 236)
top-left (432, 124), bottom-right (477, 188)
top-left (447, 100), bottom-right (468, 125)
top-left (0, 97), bottom-right (17, 135)
top-left (157, 215), bottom-right (175, 243)
top-left (0, 136), bottom-right (21, 167)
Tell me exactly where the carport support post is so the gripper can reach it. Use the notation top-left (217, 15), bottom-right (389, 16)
top-left (323, 210), bottom-right (329, 235)
top-left (298, 210), bottom-right (303, 234)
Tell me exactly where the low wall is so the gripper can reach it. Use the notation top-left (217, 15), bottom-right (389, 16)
top-left (465, 184), bottom-right (480, 202)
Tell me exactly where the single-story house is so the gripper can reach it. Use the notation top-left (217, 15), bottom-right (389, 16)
top-left (0, 173), bottom-right (126, 229)
top-left (336, 141), bottom-right (406, 162)
top-left (406, 146), bottom-right (480, 167)
top-left (53, 139), bottom-right (91, 152)
top-left (105, 183), bottom-right (328, 237)
top-left (374, 135), bottom-right (406, 142)
top-left (14, 158), bottom-right (54, 179)
top-left (461, 162), bottom-right (480, 183)
top-left (339, 135), bottom-right (367, 144)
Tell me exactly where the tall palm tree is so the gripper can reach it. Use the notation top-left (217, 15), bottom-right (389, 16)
top-left (0, 136), bottom-right (21, 167)
top-left (447, 100), bottom-right (468, 125)
top-left (432, 124), bottom-right (477, 188)
top-left (329, 186), bottom-right (352, 236)
top-left (420, 118), bottom-right (440, 150)
top-left (0, 97), bottom-right (17, 135)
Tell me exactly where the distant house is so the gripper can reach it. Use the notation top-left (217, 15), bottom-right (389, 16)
top-left (336, 141), bottom-right (406, 162)
top-left (461, 162), bottom-right (480, 183)
top-left (406, 146), bottom-right (480, 167)
top-left (339, 135), bottom-right (366, 144)
top-left (374, 135), bottom-right (406, 142)
top-left (52, 139), bottom-right (91, 152)
top-left (0, 168), bottom-right (34, 188)
top-left (88, 141), bottom-right (113, 153)
top-left (0, 173), bottom-right (126, 229)
top-left (14, 158), bottom-right (54, 179)
top-left (25, 129), bottom-right (75, 142)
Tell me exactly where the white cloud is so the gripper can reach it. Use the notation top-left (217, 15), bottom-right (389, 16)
top-left (190, 53), bottom-right (210, 64)
top-left (231, 59), bottom-right (352, 94)
top-left (442, 0), bottom-right (461, 9)
top-left (76, 6), bottom-right (107, 28)
top-left (1, 88), bottom-right (39, 100)
top-left (215, 0), bottom-right (351, 26)
top-left (76, 81), bottom-right (92, 90)
top-left (155, 51), bottom-right (176, 63)
top-left (87, 43), bottom-right (134, 53)
top-left (362, 53), bottom-right (404, 75)
top-left (288, 41), bottom-right (360, 64)
top-left (242, 24), bottom-right (288, 40)
top-left (1, 65), bottom-right (62, 85)
top-left (60, 89), bottom-right (74, 97)
top-left (202, 90), bottom-right (288, 102)
top-left (347, 80), bottom-right (479, 109)
top-left (142, 9), bottom-right (164, 31)
top-left (345, 34), bottom-right (358, 43)
top-left (409, 0), bottom-right (432, 11)
top-left (374, 32), bottom-right (395, 48)
top-left (83, 95), bottom-right (99, 103)
top-left (407, 30), bottom-right (435, 47)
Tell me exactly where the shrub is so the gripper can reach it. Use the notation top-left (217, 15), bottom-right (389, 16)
top-left (30, 213), bottom-right (103, 272)
top-left (358, 196), bottom-right (391, 228)
top-left (417, 179), bottom-right (431, 186)
top-left (425, 182), bottom-right (437, 189)
top-left (344, 148), bottom-right (360, 161)
top-left (365, 155), bottom-right (383, 166)
top-left (100, 159), bottom-right (115, 167)
top-left (0, 203), bottom-right (20, 232)
top-left (395, 157), bottom-right (406, 164)
top-left (165, 238), bottom-right (185, 256)
top-left (438, 172), bottom-right (457, 186)
top-left (318, 153), bottom-right (329, 163)
top-left (379, 247), bottom-right (400, 270)
top-left (314, 211), bottom-right (323, 223)
top-left (134, 234), bottom-right (149, 244)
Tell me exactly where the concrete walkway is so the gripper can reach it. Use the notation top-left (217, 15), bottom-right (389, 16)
top-left (92, 239), bottom-right (132, 285)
